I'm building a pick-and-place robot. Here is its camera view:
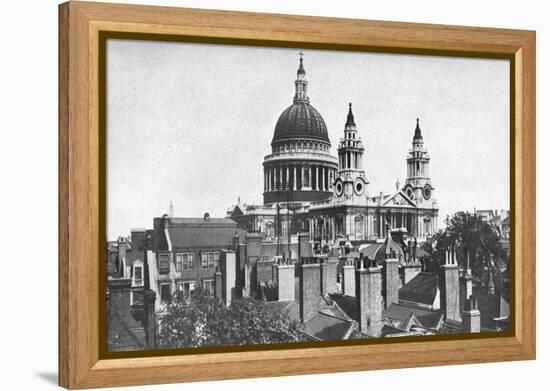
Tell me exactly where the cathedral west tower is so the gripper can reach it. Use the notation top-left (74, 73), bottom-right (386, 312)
top-left (334, 103), bottom-right (369, 203)
top-left (403, 118), bottom-right (435, 206)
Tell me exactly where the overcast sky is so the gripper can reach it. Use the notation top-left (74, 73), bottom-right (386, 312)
top-left (106, 39), bottom-right (509, 240)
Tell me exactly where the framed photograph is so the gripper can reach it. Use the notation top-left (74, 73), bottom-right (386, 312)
top-left (59, 1), bottom-right (535, 389)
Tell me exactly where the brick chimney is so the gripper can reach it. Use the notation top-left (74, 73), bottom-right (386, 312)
top-left (277, 262), bottom-right (295, 301)
top-left (356, 257), bottom-right (383, 337)
top-left (220, 250), bottom-right (236, 306)
top-left (461, 295), bottom-right (481, 333)
top-left (383, 256), bottom-right (399, 309)
top-left (214, 268), bottom-right (223, 300)
top-left (342, 257), bottom-right (356, 297)
top-left (459, 251), bottom-right (473, 313)
top-left (143, 289), bottom-right (157, 349)
top-left (320, 256), bottom-right (337, 295)
top-left (232, 231), bottom-right (240, 251)
top-left (108, 278), bottom-right (132, 318)
top-left (245, 232), bottom-right (263, 258)
top-left (116, 237), bottom-right (128, 278)
top-left (441, 247), bottom-right (460, 322)
top-left (300, 258), bottom-right (321, 322)
top-left (298, 232), bottom-right (312, 260)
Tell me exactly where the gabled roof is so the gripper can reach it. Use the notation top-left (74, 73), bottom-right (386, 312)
top-left (382, 191), bottom-right (417, 208)
top-left (266, 295), bottom-right (357, 341)
top-left (384, 302), bottom-right (444, 330)
top-left (399, 273), bottom-right (438, 306)
top-left (228, 204), bottom-right (247, 217)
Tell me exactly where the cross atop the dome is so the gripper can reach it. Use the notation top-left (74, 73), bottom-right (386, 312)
top-left (299, 50), bottom-right (304, 59)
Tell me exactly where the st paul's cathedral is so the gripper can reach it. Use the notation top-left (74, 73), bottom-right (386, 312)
top-left (227, 54), bottom-right (439, 246)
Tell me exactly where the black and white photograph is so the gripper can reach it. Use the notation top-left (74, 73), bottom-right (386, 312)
top-left (105, 40), bottom-right (511, 352)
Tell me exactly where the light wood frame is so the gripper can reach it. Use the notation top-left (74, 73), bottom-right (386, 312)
top-left (59, 1), bottom-right (536, 389)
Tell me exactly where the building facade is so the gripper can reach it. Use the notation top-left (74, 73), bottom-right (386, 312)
top-left (228, 54), bottom-right (439, 244)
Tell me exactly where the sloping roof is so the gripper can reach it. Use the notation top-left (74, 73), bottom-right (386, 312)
top-left (303, 312), bottom-right (354, 341)
top-left (154, 217), bottom-right (246, 250)
top-left (384, 302), bottom-right (444, 330)
top-left (107, 312), bottom-right (146, 352)
top-left (329, 294), bottom-right (359, 322)
top-left (399, 273), bottom-right (438, 306)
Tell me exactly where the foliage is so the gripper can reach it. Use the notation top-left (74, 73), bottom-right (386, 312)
top-left (428, 211), bottom-right (508, 288)
top-left (158, 289), bottom-right (305, 349)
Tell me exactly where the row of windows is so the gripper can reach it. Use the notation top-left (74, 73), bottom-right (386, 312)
top-left (158, 252), bottom-right (221, 275)
top-left (160, 279), bottom-right (215, 303)
top-left (274, 141), bottom-right (329, 153)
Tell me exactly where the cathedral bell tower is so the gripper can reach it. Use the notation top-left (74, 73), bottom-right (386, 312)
top-left (333, 103), bottom-right (368, 202)
top-left (403, 118), bottom-right (434, 205)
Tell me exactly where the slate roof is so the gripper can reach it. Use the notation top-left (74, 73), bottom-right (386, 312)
top-left (399, 273), bottom-right (438, 306)
top-left (303, 312), bottom-right (354, 341)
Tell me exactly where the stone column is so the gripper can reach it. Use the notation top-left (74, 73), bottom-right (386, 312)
top-left (293, 165), bottom-right (297, 190)
top-left (322, 166), bottom-right (325, 191)
top-left (286, 166), bottom-right (290, 189)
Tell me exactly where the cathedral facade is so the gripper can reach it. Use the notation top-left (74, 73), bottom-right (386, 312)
top-left (228, 54), bottom-right (439, 245)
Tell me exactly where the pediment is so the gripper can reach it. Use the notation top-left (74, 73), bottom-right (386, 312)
top-left (382, 191), bottom-right (417, 208)
top-left (230, 205), bottom-right (246, 217)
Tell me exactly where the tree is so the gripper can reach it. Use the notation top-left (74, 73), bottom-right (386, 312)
top-left (431, 211), bottom-right (508, 289)
top-left (158, 289), bottom-right (305, 349)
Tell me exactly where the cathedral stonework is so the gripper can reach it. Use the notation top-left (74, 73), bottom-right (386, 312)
top-left (227, 54), bottom-right (439, 244)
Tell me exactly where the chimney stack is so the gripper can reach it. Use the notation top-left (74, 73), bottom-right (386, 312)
top-left (342, 257), bottom-right (356, 297)
top-left (298, 232), bottom-right (312, 260)
top-left (356, 258), bottom-right (383, 337)
top-left (459, 251), bottom-right (473, 313)
top-left (220, 250), bottom-right (236, 306)
top-left (214, 268), bottom-right (223, 300)
top-left (383, 256), bottom-right (399, 309)
top-left (277, 263), bottom-right (295, 301)
top-left (143, 289), bottom-right (157, 349)
top-left (300, 258), bottom-right (321, 322)
top-left (232, 231), bottom-right (240, 251)
top-left (245, 232), bottom-right (263, 258)
top-left (441, 247), bottom-right (460, 322)
top-left (320, 256), bottom-right (338, 295)
top-left (108, 278), bottom-right (132, 318)
top-left (461, 295), bottom-right (481, 333)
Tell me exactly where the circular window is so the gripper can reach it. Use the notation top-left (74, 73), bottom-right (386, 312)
top-left (423, 185), bottom-right (432, 200)
top-left (335, 181), bottom-right (343, 196)
top-left (354, 180), bottom-right (363, 195)
top-left (406, 187), bottom-right (413, 199)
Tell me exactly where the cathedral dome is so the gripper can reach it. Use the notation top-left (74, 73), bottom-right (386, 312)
top-left (272, 102), bottom-right (329, 144)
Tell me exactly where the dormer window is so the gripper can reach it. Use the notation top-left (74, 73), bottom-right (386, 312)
top-left (133, 265), bottom-right (143, 286)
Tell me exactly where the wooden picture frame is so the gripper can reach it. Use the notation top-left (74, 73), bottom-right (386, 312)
top-left (59, 1), bottom-right (536, 389)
